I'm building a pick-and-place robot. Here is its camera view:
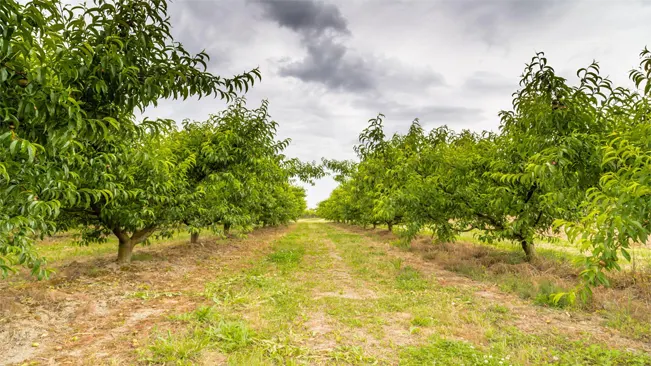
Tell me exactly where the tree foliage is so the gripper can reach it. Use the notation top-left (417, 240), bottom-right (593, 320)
top-left (319, 48), bottom-right (651, 291)
top-left (558, 48), bottom-right (651, 288)
top-left (1, 0), bottom-right (262, 274)
top-left (171, 98), bottom-right (320, 242)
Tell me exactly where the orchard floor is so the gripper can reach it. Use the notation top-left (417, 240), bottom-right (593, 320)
top-left (1, 222), bottom-right (650, 365)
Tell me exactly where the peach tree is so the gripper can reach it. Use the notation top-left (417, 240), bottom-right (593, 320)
top-left (558, 48), bottom-right (651, 289)
top-left (171, 99), bottom-right (320, 242)
top-left (0, 0), bottom-right (259, 273)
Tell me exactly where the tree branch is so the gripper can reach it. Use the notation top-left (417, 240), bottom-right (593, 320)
top-left (130, 226), bottom-right (158, 244)
top-left (112, 227), bottom-right (130, 243)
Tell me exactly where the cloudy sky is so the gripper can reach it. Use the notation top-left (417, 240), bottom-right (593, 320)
top-left (144, 0), bottom-right (651, 207)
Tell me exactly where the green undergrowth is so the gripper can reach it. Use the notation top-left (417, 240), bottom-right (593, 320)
top-left (34, 224), bottom-right (244, 265)
top-left (369, 223), bottom-right (651, 272)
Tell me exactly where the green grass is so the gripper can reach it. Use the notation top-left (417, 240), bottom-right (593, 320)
top-left (36, 231), bottom-right (197, 263)
top-left (34, 227), bottom-right (241, 265)
top-left (400, 336), bottom-right (504, 366)
top-left (131, 252), bottom-right (155, 261)
top-left (144, 329), bottom-right (209, 365)
top-left (141, 225), bottom-right (320, 364)
top-left (601, 309), bottom-right (651, 342)
top-left (207, 320), bottom-right (256, 352)
top-left (395, 266), bottom-right (429, 291)
top-left (410, 316), bottom-right (434, 327)
top-left (328, 345), bottom-right (377, 364)
top-left (267, 248), bottom-right (305, 266)
top-left (454, 229), bottom-right (651, 272)
top-left (485, 327), bottom-right (651, 366)
top-left (139, 222), bottom-right (651, 365)
top-left (348, 222), bottom-right (651, 344)
top-left (400, 331), bottom-right (651, 366)
top-left (373, 223), bottom-right (651, 272)
top-left (127, 289), bottom-right (182, 301)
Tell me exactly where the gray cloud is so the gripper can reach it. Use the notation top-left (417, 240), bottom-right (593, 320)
top-left (254, 0), bottom-right (447, 93)
top-left (255, 0), bottom-right (375, 91)
top-left (254, 0), bottom-right (350, 35)
top-left (279, 37), bottom-right (375, 91)
top-left (168, 1), bottom-right (258, 70)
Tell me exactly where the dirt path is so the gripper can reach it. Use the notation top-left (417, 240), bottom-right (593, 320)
top-left (0, 226), bottom-right (291, 366)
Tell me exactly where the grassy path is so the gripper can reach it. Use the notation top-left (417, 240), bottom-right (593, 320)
top-left (3, 222), bottom-right (650, 365)
top-left (141, 222), bottom-right (650, 365)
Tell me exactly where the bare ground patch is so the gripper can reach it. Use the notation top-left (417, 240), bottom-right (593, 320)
top-left (310, 239), bottom-right (378, 301)
top-left (302, 310), bottom-right (337, 352)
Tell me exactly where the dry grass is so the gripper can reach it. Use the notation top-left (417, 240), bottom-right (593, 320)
top-left (0, 226), bottom-right (291, 365)
top-left (340, 223), bottom-right (651, 344)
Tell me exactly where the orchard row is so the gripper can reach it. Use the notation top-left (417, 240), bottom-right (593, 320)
top-left (318, 50), bottom-right (651, 291)
top-left (0, 0), bottom-right (321, 276)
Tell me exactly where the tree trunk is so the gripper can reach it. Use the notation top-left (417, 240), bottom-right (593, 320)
top-left (521, 239), bottom-right (534, 262)
top-left (190, 232), bottom-right (199, 244)
top-left (224, 223), bottom-right (231, 235)
top-left (113, 226), bottom-right (156, 264)
top-left (372, 223), bottom-right (377, 230)
top-left (117, 238), bottom-right (135, 263)
top-left (387, 222), bottom-right (393, 232)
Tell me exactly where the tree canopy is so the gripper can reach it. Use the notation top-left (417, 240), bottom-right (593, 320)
top-left (1, 0), bottom-right (261, 275)
top-left (318, 48), bottom-right (651, 292)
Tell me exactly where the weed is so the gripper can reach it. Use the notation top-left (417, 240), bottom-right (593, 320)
top-left (410, 316), bottom-right (433, 327)
top-left (448, 262), bottom-right (485, 280)
top-left (255, 336), bottom-right (309, 361)
top-left (169, 306), bottom-right (222, 323)
top-left (389, 257), bottom-right (403, 270)
top-left (207, 320), bottom-right (255, 352)
top-left (86, 266), bottom-right (105, 277)
top-left (546, 342), bottom-right (651, 365)
top-left (487, 327), bottom-right (651, 365)
top-left (267, 248), bottom-right (305, 266)
top-left (533, 280), bottom-right (573, 308)
top-left (496, 274), bottom-right (536, 299)
top-left (329, 345), bottom-right (377, 364)
top-left (132, 252), bottom-right (155, 261)
top-left (142, 330), bottom-right (208, 365)
top-left (602, 309), bottom-right (651, 342)
top-left (487, 304), bottom-right (509, 314)
top-left (203, 275), bottom-right (251, 305)
top-left (400, 337), bottom-right (505, 366)
top-left (138, 223), bottom-right (651, 365)
top-left (127, 290), bottom-right (182, 300)
top-left (396, 266), bottom-right (429, 291)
